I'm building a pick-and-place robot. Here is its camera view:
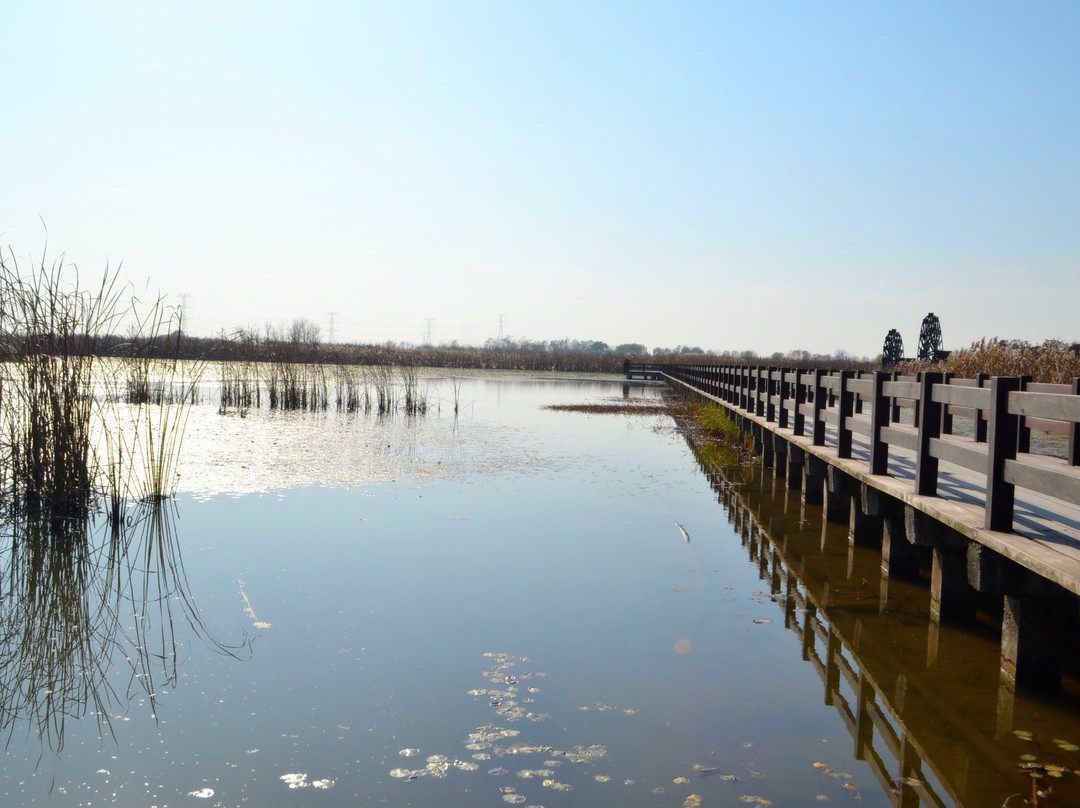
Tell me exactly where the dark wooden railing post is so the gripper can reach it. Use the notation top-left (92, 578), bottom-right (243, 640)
top-left (975, 373), bottom-right (990, 442)
top-left (890, 371), bottom-right (902, 423)
top-left (941, 372), bottom-right (954, 435)
top-left (869, 371), bottom-right (890, 475)
top-left (812, 370), bottom-right (826, 446)
top-left (986, 376), bottom-right (1021, 531)
top-left (793, 369), bottom-right (807, 436)
top-left (1016, 376), bottom-right (1032, 455)
top-left (765, 367), bottom-right (777, 423)
top-left (755, 366), bottom-right (766, 417)
top-left (915, 372), bottom-right (943, 496)
top-left (739, 367), bottom-right (749, 411)
top-left (837, 370), bottom-right (855, 459)
top-left (778, 370), bottom-right (789, 430)
top-left (1069, 378), bottom-right (1079, 466)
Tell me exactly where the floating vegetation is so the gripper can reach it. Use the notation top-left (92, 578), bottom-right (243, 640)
top-left (188, 787), bottom-right (214, 798)
top-left (385, 651), bottom-right (856, 806)
top-left (1008, 730), bottom-right (1080, 806)
top-left (543, 401), bottom-right (673, 416)
top-left (279, 772), bottom-right (336, 789)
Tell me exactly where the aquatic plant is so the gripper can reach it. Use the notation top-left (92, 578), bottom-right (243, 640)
top-left (0, 248), bottom-right (125, 524)
top-left (0, 246), bottom-right (204, 530)
top-left (1006, 730), bottom-right (1079, 807)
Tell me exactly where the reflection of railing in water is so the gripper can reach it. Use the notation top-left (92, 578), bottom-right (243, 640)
top-left (701, 455), bottom-right (1080, 808)
top-left (0, 502), bottom-right (248, 751)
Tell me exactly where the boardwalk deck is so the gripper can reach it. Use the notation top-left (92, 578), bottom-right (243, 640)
top-left (663, 365), bottom-right (1080, 690)
top-left (665, 372), bottom-right (1080, 596)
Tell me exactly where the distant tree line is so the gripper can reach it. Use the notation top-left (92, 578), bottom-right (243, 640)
top-left (10, 310), bottom-right (874, 375)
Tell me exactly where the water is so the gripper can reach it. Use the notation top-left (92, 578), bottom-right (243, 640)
top-left (1, 373), bottom-right (1077, 807)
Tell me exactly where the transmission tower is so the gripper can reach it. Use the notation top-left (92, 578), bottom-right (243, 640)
top-left (327, 311), bottom-right (338, 343)
top-left (178, 293), bottom-right (193, 334)
top-left (424, 317), bottom-right (433, 346)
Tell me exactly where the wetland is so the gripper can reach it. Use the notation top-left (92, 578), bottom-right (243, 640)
top-left (2, 371), bottom-right (1079, 808)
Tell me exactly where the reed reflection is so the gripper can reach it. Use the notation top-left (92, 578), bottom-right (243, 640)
top-left (0, 502), bottom-right (247, 752)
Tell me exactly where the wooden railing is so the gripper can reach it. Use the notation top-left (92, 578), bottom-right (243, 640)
top-left (665, 365), bottom-right (1080, 535)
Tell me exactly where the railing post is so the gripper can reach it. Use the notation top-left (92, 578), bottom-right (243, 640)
top-left (837, 370), bottom-right (855, 459)
top-left (941, 372), bottom-right (954, 435)
top-left (756, 366), bottom-right (767, 418)
top-left (765, 367), bottom-right (777, 423)
top-left (739, 367), bottom-right (749, 411)
top-left (915, 372), bottom-right (943, 496)
top-left (812, 369), bottom-right (826, 446)
top-left (890, 371), bottom-right (902, 423)
top-left (777, 370), bottom-right (789, 429)
top-left (1016, 376), bottom-right (1032, 455)
top-left (793, 369), bottom-right (807, 436)
top-left (975, 373), bottom-right (989, 442)
top-left (869, 371), bottom-right (890, 475)
top-left (986, 376), bottom-right (1021, 531)
top-left (1069, 378), bottom-right (1079, 466)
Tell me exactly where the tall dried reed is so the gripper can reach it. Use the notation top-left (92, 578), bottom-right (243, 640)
top-left (898, 339), bottom-right (1080, 384)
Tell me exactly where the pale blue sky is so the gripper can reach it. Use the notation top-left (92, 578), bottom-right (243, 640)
top-left (3, 1), bottom-right (1078, 357)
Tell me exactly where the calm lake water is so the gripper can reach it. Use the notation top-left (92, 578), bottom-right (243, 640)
top-left (2, 372), bottom-right (1078, 807)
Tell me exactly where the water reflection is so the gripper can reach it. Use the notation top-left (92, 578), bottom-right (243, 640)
top-left (0, 503), bottom-right (247, 751)
top-left (698, 453), bottom-right (1080, 807)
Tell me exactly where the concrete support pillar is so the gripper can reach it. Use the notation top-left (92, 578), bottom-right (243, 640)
top-left (787, 445), bottom-right (805, 491)
top-left (825, 467), bottom-right (851, 524)
top-left (1000, 595), bottom-right (1072, 691)
top-left (849, 484), bottom-right (884, 547)
top-left (772, 434), bottom-right (787, 480)
top-left (930, 543), bottom-right (977, 624)
top-left (759, 426), bottom-right (774, 470)
top-left (803, 454), bottom-right (826, 506)
top-left (882, 508), bottom-right (922, 578)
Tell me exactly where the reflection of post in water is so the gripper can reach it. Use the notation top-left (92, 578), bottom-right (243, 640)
top-left (690, 444), bottom-right (1080, 807)
top-left (0, 502), bottom-right (247, 751)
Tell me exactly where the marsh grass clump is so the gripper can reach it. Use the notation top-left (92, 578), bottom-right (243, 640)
top-left (0, 249), bottom-right (125, 525)
top-left (693, 402), bottom-right (745, 444)
top-left (0, 246), bottom-right (202, 531)
top-left (669, 400), bottom-right (753, 477)
top-left (217, 328), bottom-right (261, 414)
top-left (400, 365), bottom-right (428, 416)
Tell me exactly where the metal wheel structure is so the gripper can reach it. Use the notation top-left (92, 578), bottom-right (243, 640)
top-left (917, 313), bottom-right (943, 361)
top-left (882, 329), bottom-right (904, 366)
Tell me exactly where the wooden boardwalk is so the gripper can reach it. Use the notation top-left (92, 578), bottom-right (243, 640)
top-left (662, 363), bottom-right (1080, 689)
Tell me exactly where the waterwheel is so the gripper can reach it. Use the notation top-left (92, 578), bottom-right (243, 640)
top-left (882, 329), bottom-right (904, 367)
top-left (917, 313), bottom-right (943, 361)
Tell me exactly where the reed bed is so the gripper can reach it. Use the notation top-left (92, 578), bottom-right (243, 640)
top-left (897, 338), bottom-right (1080, 384)
top-left (0, 248), bottom-right (201, 533)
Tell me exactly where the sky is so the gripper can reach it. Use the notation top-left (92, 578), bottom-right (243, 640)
top-left (2, 1), bottom-right (1078, 358)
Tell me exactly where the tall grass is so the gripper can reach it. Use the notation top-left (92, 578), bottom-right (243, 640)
top-left (0, 247), bottom-right (202, 528)
top-left (0, 249), bottom-right (125, 524)
top-left (898, 338), bottom-right (1080, 384)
